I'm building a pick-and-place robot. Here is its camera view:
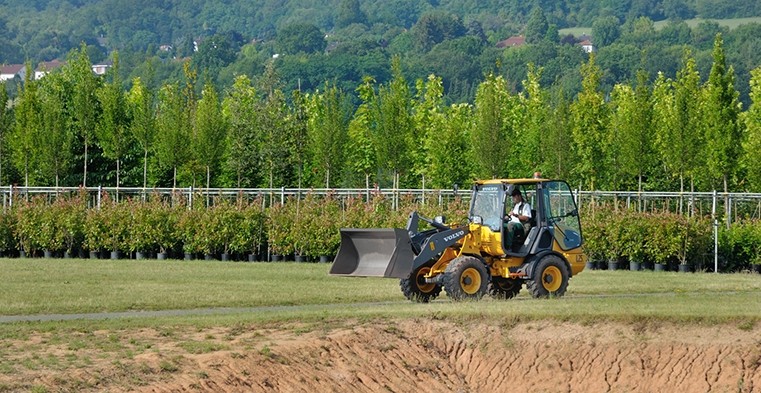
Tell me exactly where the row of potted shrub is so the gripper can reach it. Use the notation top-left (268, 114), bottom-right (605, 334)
top-left (581, 204), bottom-right (761, 272)
top-left (1, 191), bottom-right (470, 261)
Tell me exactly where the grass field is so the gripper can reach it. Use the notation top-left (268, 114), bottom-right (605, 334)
top-left (559, 17), bottom-right (761, 37)
top-left (1, 258), bottom-right (760, 334)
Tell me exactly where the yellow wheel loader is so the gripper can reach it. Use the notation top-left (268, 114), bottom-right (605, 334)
top-left (330, 178), bottom-right (587, 302)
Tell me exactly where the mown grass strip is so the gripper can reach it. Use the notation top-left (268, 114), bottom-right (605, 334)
top-left (0, 258), bottom-right (760, 332)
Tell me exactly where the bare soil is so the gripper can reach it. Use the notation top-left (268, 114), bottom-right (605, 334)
top-left (1, 319), bottom-right (760, 392)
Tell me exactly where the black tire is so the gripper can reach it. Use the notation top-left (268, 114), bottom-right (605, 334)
top-left (488, 277), bottom-right (522, 299)
top-left (400, 265), bottom-right (442, 303)
top-left (526, 254), bottom-right (570, 298)
top-left (443, 256), bottom-right (489, 301)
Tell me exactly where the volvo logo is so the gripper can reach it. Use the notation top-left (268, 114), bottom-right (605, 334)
top-left (444, 230), bottom-right (465, 242)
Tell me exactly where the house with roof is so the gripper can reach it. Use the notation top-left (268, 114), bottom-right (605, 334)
top-left (0, 64), bottom-right (26, 81)
top-left (579, 39), bottom-right (595, 53)
top-left (35, 60), bottom-right (65, 79)
top-left (91, 60), bottom-right (112, 75)
top-left (496, 35), bottom-right (525, 48)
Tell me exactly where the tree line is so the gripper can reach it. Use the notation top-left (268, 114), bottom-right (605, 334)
top-left (2, 33), bottom-right (761, 193)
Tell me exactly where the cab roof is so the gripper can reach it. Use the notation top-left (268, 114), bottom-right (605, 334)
top-left (476, 178), bottom-right (551, 186)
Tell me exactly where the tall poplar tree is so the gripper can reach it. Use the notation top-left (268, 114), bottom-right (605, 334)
top-left (127, 77), bottom-right (156, 190)
top-left (472, 72), bottom-right (513, 179)
top-left (155, 83), bottom-right (189, 188)
top-left (374, 57), bottom-right (412, 189)
top-left (571, 54), bottom-right (608, 190)
top-left (10, 64), bottom-right (39, 187)
top-left (702, 33), bottom-right (742, 194)
top-left (37, 71), bottom-right (74, 188)
top-left (222, 75), bottom-right (261, 188)
top-left (192, 82), bottom-right (227, 189)
top-left (742, 67), bottom-right (761, 191)
top-left (413, 74), bottom-right (444, 189)
top-left (0, 82), bottom-right (9, 185)
top-left (307, 82), bottom-right (348, 188)
top-left (346, 76), bottom-right (377, 189)
top-left (67, 43), bottom-right (100, 187)
top-left (96, 54), bottom-right (131, 188)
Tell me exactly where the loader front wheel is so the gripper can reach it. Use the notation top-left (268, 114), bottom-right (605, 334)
top-left (527, 254), bottom-right (570, 298)
top-left (400, 265), bottom-right (442, 303)
top-left (488, 277), bottom-right (522, 299)
top-left (443, 256), bottom-right (489, 301)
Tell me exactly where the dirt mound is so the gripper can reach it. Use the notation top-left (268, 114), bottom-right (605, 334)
top-left (2, 320), bottom-right (760, 392)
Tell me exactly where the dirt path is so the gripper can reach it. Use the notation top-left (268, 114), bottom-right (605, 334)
top-left (1, 319), bottom-right (759, 392)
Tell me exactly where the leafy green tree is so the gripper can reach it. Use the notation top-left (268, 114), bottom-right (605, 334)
top-left (742, 67), bottom-right (761, 191)
top-left (525, 7), bottom-right (549, 44)
top-left (619, 71), bottom-right (655, 191)
top-left (307, 82), bottom-right (348, 188)
top-left (96, 53), bottom-right (132, 188)
top-left (426, 103), bottom-right (473, 189)
top-left (471, 72), bottom-right (514, 179)
top-left (0, 83), bottom-right (10, 185)
top-left (702, 33), bottom-right (741, 193)
top-left (346, 76), bottom-right (377, 189)
top-left (411, 11), bottom-right (466, 52)
top-left (288, 90), bottom-right (309, 188)
top-left (127, 77), bottom-right (156, 189)
top-left (257, 62), bottom-right (292, 189)
top-left (412, 74), bottom-right (444, 189)
top-left (192, 82), bottom-right (227, 189)
top-left (374, 57), bottom-right (413, 188)
top-left (540, 88), bottom-right (574, 180)
top-left (221, 75), bottom-right (262, 187)
top-left (10, 64), bottom-right (40, 187)
top-left (653, 52), bottom-right (702, 194)
top-left (66, 44), bottom-right (100, 187)
top-left (335, 0), bottom-right (367, 28)
top-left (571, 54), bottom-right (608, 190)
top-left (276, 23), bottom-right (326, 55)
top-left (516, 64), bottom-right (548, 176)
top-left (591, 16), bottom-right (621, 48)
top-left (37, 71), bottom-right (74, 188)
top-left (155, 82), bottom-right (190, 188)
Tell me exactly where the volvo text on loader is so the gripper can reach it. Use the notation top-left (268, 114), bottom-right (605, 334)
top-left (329, 178), bottom-right (587, 302)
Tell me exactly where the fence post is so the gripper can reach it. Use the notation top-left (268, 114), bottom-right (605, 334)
top-left (189, 186), bottom-right (193, 210)
top-left (281, 187), bottom-right (285, 205)
top-left (712, 190), bottom-right (718, 273)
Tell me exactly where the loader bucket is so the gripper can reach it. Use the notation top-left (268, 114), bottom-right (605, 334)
top-left (330, 228), bottom-right (416, 278)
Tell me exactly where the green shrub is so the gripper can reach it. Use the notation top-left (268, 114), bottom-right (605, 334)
top-left (231, 197), bottom-right (267, 256)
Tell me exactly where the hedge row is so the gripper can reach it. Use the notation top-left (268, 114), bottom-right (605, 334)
top-left (583, 205), bottom-right (761, 272)
top-left (1, 191), bottom-right (469, 260)
top-left (3, 192), bottom-right (760, 271)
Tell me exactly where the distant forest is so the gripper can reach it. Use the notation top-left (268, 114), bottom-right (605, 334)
top-left (2, 0), bottom-right (761, 103)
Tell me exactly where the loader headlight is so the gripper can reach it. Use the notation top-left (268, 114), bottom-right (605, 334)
top-left (434, 215), bottom-right (446, 225)
top-left (470, 216), bottom-right (482, 224)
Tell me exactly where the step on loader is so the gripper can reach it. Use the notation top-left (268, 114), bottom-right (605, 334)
top-left (330, 178), bottom-right (588, 302)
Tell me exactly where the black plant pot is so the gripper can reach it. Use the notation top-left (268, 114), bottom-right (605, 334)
top-left (111, 250), bottom-right (121, 260)
top-left (204, 253), bottom-right (215, 261)
top-left (678, 264), bottom-right (691, 273)
top-left (654, 263), bottom-right (667, 272)
top-left (136, 251), bottom-right (148, 260)
top-left (89, 250), bottom-right (99, 259)
top-left (221, 253), bottom-right (230, 261)
top-left (157, 252), bottom-right (167, 260)
top-left (607, 260), bottom-right (619, 271)
top-left (271, 254), bottom-right (282, 262)
top-left (184, 252), bottom-right (193, 261)
top-left (294, 254), bottom-right (307, 263)
top-left (43, 249), bottom-right (55, 259)
top-left (629, 261), bottom-right (641, 271)
top-left (319, 255), bottom-right (331, 263)
top-left (63, 250), bottom-right (73, 259)
top-left (19, 250), bottom-right (27, 259)
top-left (248, 253), bottom-right (257, 262)
top-left (753, 264), bottom-right (761, 274)
top-left (585, 261), bottom-right (596, 270)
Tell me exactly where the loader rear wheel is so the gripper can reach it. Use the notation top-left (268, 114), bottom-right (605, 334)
top-left (400, 265), bottom-right (442, 303)
top-left (527, 254), bottom-right (570, 298)
top-left (488, 277), bottom-right (522, 299)
top-left (443, 256), bottom-right (489, 301)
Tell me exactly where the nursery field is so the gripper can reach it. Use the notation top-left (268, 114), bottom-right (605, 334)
top-left (1, 259), bottom-right (760, 392)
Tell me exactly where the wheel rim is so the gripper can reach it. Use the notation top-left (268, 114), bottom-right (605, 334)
top-left (541, 266), bottom-right (562, 292)
top-left (460, 267), bottom-right (482, 294)
top-left (416, 267), bottom-right (435, 293)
